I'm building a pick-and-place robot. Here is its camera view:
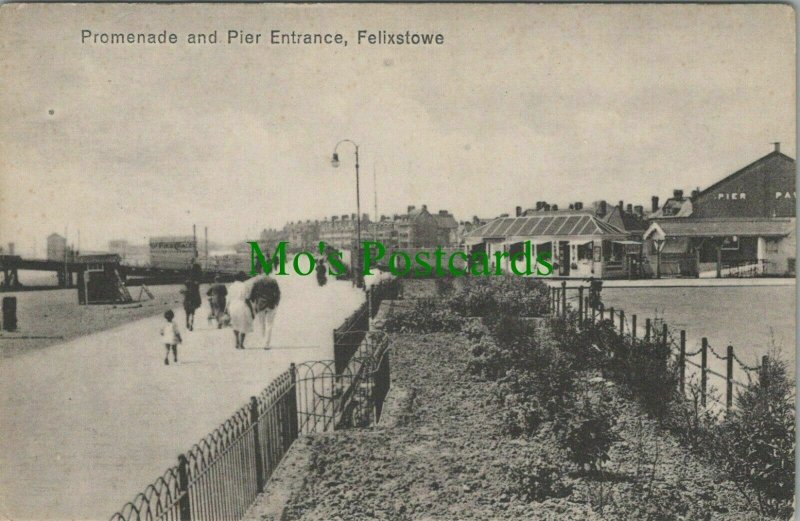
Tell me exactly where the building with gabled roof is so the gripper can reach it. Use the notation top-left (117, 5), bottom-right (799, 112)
top-left (644, 144), bottom-right (796, 277)
top-left (464, 210), bottom-right (641, 278)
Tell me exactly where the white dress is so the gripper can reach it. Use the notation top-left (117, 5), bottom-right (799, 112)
top-left (227, 281), bottom-right (253, 333)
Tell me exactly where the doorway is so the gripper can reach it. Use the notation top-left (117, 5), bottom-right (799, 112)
top-left (558, 241), bottom-right (570, 276)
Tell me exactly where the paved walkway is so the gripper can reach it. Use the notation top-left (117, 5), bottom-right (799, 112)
top-left (0, 275), bottom-right (365, 521)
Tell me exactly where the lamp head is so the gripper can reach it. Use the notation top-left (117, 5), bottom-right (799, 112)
top-left (331, 153), bottom-right (340, 168)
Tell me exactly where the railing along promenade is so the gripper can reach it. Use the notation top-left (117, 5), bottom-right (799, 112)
top-left (109, 278), bottom-right (399, 521)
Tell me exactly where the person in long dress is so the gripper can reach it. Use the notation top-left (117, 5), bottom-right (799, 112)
top-left (182, 277), bottom-right (201, 331)
top-left (242, 274), bottom-right (281, 349)
top-left (226, 272), bottom-right (253, 349)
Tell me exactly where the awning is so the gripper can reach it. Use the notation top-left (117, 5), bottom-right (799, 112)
top-left (613, 240), bottom-right (642, 245)
top-left (645, 218), bottom-right (793, 240)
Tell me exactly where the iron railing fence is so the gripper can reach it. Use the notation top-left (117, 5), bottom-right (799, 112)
top-left (110, 280), bottom-right (398, 521)
top-left (548, 281), bottom-right (768, 412)
top-left (334, 278), bottom-right (399, 373)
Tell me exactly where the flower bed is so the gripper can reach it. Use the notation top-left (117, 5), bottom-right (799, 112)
top-left (277, 329), bottom-right (762, 520)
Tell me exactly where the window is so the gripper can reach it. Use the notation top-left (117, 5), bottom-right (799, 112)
top-left (576, 241), bottom-right (593, 260)
top-left (766, 240), bottom-right (780, 254)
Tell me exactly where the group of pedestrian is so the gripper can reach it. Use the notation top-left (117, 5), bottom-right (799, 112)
top-left (160, 269), bottom-right (281, 365)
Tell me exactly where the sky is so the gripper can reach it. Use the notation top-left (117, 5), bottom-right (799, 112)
top-left (0, 4), bottom-right (795, 255)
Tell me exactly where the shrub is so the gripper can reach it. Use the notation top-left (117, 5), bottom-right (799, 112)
top-left (506, 447), bottom-right (573, 502)
top-left (497, 391), bottom-right (547, 437)
top-left (434, 277), bottom-right (455, 296)
top-left (625, 340), bottom-right (679, 420)
top-left (461, 319), bottom-right (487, 342)
top-left (466, 336), bottom-right (512, 380)
top-left (715, 355), bottom-right (795, 518)
top-left (381, 298), bottom-right (461, 333)
top-left (574, 319), bottom-right (678, 421)
top-left (665, 379), bottom-right (721, 453)
top-left (555, 388), bottom-right (618, 472)
top-left (446, 276), bottom-right (549, 317)
top-left (548, 313), bottom-right (604, 371)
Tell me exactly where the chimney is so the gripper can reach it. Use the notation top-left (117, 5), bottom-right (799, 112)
top-left (598, 200), bottom-right (607, 217)
top-left (575, 201), bottom-right (583, 210)
top-left (536, 201), bottom-right (545, 211)
top-left (421, 204), bottom-right (427, 212)
top-left (618, 200), bottom-right (624, 212)
top-left (634, 205), bottom-right (644, 217)
top-left (543, 203), bottom-right (551, 211)
top-left (691, 189), bottom-right (700, 200)
top-left (407, 205), bottom-right (415, 213)
top-left (515, 206), bottom-right (522, 216)
top-left (568, 203), bottom-right (574, 210)
top-left (773, 141), bottom-right (781, 153)
top-left (626, 203), bottom-right (633, 214)
top-left (673, 189), bottom-right (684, 200)
top-left (551, 204), bottom-right (559, 211)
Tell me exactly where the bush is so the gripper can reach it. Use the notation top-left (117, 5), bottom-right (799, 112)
top-left (549, 313), bottom-right (604, 370)
top-left (434, 277), bottom-right (455, 296)
top-left (555, 388), bottom-right (618, 472)
top-left (498, 391), bottom-right (547, 437)
top-left (665, 379), bottom-right (721, 453)
top-left (466, 336), bottom-right (513, 380)
top-left (446, 276), bottom-right (549, 317)
top-left (381, 298), bottom-right (462, 333)
top-left (572, 319), bottom-right (678, 421)
top-left (506, 447), bottom-right (573, 502)
top-left (461, 319), bottom-right (487, 342)
top-left (715, 355), bottom-right (795, 518)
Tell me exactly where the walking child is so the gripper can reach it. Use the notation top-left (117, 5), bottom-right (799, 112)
top-left (160, 310), bottom-right (182, 365)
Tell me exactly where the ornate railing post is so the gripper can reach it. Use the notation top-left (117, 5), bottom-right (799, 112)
top-left (288, 364), bottom-right (299, 441)
top-left (249, 396), bottom-right (265, 492)
top-left (679, 330), bottom-right (686, 395)
top-left (726, 346), bottom-right (734, 412)
top-left (701, 338), bottom-right (708, 407)
top-left (177, 454), bottom-right (191, 521)
top-left (560, 281), bottom-right (567, 318)
top-left (577, 286), bottom-right (584, 328)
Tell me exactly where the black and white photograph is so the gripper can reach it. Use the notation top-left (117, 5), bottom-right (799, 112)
top-left (0, 3), bottom-right (796, 520)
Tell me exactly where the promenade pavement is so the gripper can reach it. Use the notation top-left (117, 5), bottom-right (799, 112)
top-left (0, 274), bottom-right (365, 520)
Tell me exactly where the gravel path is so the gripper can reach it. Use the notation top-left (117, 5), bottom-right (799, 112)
top-left (279, 332), bottom-right (765, 521)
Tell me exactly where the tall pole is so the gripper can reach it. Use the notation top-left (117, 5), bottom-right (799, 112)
top-left (332, 139), bottom-right (364, 288)
top-left (192, 224), bottom-right (198, 268)
top-left (64, 225), bottom-right (68, 288)
top-left (204, 226), bottom-right (209, 270)
top-left (373, 163), bottom-right (378, 242)
top-left (355, 145), bottom-right (361, 287)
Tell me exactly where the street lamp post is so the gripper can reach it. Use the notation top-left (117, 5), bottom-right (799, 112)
top-left (331, 139), bottom-right (363, 288)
